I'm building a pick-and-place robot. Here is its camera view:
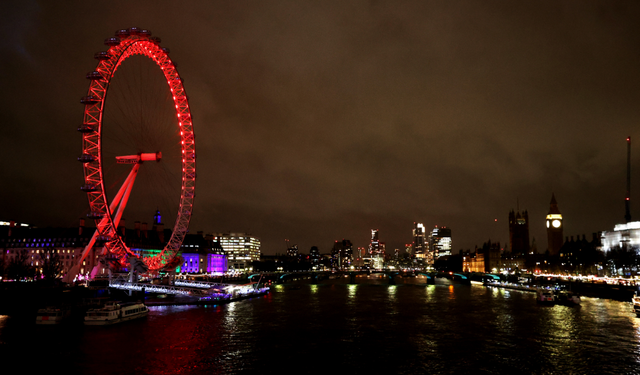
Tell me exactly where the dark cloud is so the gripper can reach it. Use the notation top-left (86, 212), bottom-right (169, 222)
top-left (2, 1), bottom-right (640, 254)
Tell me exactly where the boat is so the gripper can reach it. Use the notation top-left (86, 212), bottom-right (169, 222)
top-left (633, 295), bottom-right (640, 317)
top-left (536, 289), bottom-right (555, 304)
top-left (36, 307), bottom-right (71, 325)
top-left (84, 301), bottom-right (149, 325)
top-left (556, 290), bottom-right (581, 306)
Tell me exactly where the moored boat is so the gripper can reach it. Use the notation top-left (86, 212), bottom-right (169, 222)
top-left (119, 302), bottom-right (150, 322)
top-left (84, 301), bottom-right (148, 325)
top-left (633, 295), bottom-right (640, 317)
top-left (536, 289), bottom-right (555, 304)
top-left (556, 290), bottom-right (581, 306)
top-left (36, 307), bottom-right (71, 325)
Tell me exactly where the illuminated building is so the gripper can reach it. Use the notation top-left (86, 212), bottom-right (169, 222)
top-left (464, 252), bottom-right (485, 273)
top-left (368, 229), bottom-right (385, 269)
top-left (213, 232), bottom-right (260, 271)
top-left (413, 222), bottom-right (427, 260)
top-left (429, 226), bottom-right (452, 259)
top-left (546, 194), bottom-right (563, 255)
top-left (0, 220), bottom-right (101, 279)
top-left (332, 239), bottom-right (353, 269)
top-left (600, 137), bottom-right (640, 254)
top-left (287, 243), bottom-right (299, 258)
top-left (405, 243), bottom-right (412, 254)
top-left (309, 246), bottom-right (320, 269)
top-left (509, 208), bottom-right (529, 256)
top-left (600, 222), bottom-right (640, 252)
top-left (352, 246), bottom-right (367, 269)
top-left (179, 234), bottom-right (227, 274)
top-left (464, 241), bottom-right (501, 273)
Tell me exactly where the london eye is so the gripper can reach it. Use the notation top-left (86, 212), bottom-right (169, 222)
top-left (72, 27), bottom-right (196, 280)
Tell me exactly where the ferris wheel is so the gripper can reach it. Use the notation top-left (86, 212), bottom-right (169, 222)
top-left (71, 27), bottom-right (196, 280)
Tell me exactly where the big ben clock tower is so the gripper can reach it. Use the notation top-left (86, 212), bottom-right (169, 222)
top-left (546, 193), bottom-right (563, 255)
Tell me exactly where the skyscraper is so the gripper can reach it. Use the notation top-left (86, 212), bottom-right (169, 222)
top-left (368, 229), bottom-right (385, 269)
top-left (309, 246), bottom-right (320, 270)
top-left (546, 194), bottom-right (563, 255)
top-left (331, 239), bottom-right (353, 269)
top-left (413, 222), bottom-right (426, 260)
top-left (509, 209), bottom-right (530, 256)
top-left (429, 226), bottom-right (452, 260)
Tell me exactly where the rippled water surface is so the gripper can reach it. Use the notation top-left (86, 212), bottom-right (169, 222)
top-left (1, 279), bottom-right (639, 374)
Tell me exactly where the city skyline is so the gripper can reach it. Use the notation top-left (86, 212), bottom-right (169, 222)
top-left (2, 2), bottom-right (640, 255)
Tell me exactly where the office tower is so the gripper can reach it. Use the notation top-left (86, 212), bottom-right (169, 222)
top-left (212, 232), bottom-right (261, 271)
top-left (413, 222), bottom-right (426, 260)
top-left (429, 226), bottom-right (452, 259)
top-left (368, 229), bottom-right (385, 269)
top-left (509, 209), bottom-right (530, 256)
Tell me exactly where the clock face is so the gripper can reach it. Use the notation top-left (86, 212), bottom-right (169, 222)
top-left (546, 220), bottom-right (550, 228)
top-left (552, 219), bottom-right (561, 228)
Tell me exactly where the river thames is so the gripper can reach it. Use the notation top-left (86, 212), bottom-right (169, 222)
top-left (1, 277), bottom-right (639, 374)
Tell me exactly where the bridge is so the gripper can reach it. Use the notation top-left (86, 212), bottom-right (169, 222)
top-left (246, 270), bottom-right (476, 285)
top-left (107, 276), bottom-right (269, 300)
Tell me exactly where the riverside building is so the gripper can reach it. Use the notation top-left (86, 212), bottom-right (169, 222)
top-left (429, 226), bottom-right (452, 259)
top-left (1, 220), bottom-right (101, 280)
top-left (212, 232), bottom-right (261, 272)
top-left (600, 222), bottom-right (640, 253)
top-left (179, 233), bottom-right (228, 274)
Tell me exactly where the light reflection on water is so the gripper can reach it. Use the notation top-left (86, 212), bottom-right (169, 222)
top-left (1, 283), bottom-right (639, 374)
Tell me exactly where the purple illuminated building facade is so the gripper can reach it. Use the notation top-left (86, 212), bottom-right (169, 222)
top-left (179, 233), bottom-right (228, 274)
top-left (181, 253), bottom-right (227, 273)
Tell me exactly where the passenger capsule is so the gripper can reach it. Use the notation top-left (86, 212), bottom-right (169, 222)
top-left (78, 154), bottom-right (96, 163)
top-left (86, 71), bottom-right (103, 80)
top-left (80, 96), bottom-right (100, 105)
top-left (128, 27), bottom-right (140, 35)
top-left (80, 184), bottom-right (99, 192)
top-left (77, 124), bottom-right (96, 133)
top-left (115, 29), bottom-right (130, 37)
top-left (149, 36), bottom-right (161, 44)
top-left (104, 37), bottom-right (121, 46)
top-left (161, 47), bottom-right (170, 54)
top-left (139, 29), bottom-right (151, 37)
top-left (94, 51), bottom-right (111, 60)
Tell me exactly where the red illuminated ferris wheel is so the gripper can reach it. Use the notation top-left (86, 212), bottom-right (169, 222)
top-left (74, 27), bottom-right (196, 277)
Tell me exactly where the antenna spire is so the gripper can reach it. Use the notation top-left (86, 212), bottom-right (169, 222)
top-left (625, 136), bottom-right (632, 223)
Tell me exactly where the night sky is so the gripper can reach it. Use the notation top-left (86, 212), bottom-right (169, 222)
top-left (3, 1), bottom-right (640, 255)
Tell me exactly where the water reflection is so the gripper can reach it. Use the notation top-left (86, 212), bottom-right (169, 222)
top-left (2, 283), bottom-right (640, 374)
top-left (388, 285), bottom-right (397, 301)
top-left (348, 284), bottom-right (358, 300)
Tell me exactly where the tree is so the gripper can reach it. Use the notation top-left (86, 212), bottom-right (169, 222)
top-left (6, 249), bottom-right (35, 281)
top-left (38, 252), bottom-right (65, 281)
